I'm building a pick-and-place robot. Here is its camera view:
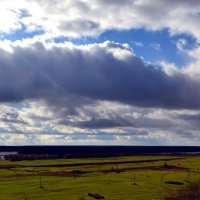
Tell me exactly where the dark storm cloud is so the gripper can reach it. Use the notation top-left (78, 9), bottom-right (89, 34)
top-left (0, 41), bottom-right (200, 111)
top-left (1, 112), bottom-right (27, 125)
top-left (174, 129), bottom-right (195, 139)
top-left (179, 114), bottom-right (200, 121)
top-left (178, 113), bottom-right (200, 129)
top-left (73, 117), bottom-right (176, 130)
top-left (73, 118), bottom-right (133, 129)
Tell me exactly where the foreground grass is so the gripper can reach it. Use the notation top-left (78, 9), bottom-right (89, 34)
top-left (0, 155), bottom-right (200, 200)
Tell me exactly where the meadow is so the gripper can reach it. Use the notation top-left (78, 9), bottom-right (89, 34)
top-left (0, 155), bottom-right (200, 200)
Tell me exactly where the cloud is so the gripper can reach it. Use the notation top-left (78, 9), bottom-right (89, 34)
top-left (0, 39), bottom-right (199, 145)
top-left (0, 40), bottom-right (200, 110)
top-left (73, 118), bottom-right (133, 129)
top-left (176, 38), bottom-right (188, 51)
top-left (0, 112), bottom-right (27, 125)
top-left (132, 41), bottom-right (144, 48)
top-left (1, 99), bottom-right (200, 145)
top-left (1, 0), bottom-right (200, 146)
top-left (1, 0), bottom-right (200, 41)
top-left (179, 113), bottom-right (200, 121)
top-left (150, 43), bottom-right (161, 51)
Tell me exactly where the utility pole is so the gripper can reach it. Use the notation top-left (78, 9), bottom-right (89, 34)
top-left (133, 174), bottom-right (137, 185)
top-left (145, 168), bottom-right (148, 177)
top-left (185, 170), bottom-right (191, 182)
top-left (39, 175), bottom-right (43, 188)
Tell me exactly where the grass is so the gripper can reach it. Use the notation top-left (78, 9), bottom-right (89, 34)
top-left (166, 181), bottom-right (200, 199)
top-left (0, 155), bottom-right (200, 199)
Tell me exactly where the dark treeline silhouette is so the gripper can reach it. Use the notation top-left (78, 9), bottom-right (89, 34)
top-left (1, 146), bottom-right (200, 160)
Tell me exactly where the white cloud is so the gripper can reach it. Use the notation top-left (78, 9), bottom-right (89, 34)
top-left (132, 41), bottom-right (144, 47)
top-left (176, 38), bottom-right (188, 51)
top-left (150, 43), bottom-right (161, 51)
top-left (1, 98), bottom-right (200, 145)
top-left (0, 0), bottom-right (200, 40)
top-left (159, 61), bottom-right (180, 76)
top-left (182, 46), bottom-right (200, 80)
top-left (0, 2), bottom-right (22, 33)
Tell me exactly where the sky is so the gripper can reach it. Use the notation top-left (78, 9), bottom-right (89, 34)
top-left (0, 0), bottom-right (200, 146)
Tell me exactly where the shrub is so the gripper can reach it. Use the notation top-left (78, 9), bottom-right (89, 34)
top-left (166, 181), bottom-right (200, 200)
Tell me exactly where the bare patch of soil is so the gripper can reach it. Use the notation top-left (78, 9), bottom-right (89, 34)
top-left (39, 170), bottom-right (84, 177)
top-left (150, 165), bottom-right (188, 171)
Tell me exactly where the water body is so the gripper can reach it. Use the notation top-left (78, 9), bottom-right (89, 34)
top-left (0, 152), bottom-right (18, 155)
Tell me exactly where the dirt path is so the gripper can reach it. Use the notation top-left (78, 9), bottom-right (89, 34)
top-left (0, 157), bottom-right (185, 169)
top-left (5, 164), bottom-right (189, 178)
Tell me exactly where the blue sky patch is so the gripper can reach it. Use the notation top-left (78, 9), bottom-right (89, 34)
top-left (54, 28), bottom-right (197, 67)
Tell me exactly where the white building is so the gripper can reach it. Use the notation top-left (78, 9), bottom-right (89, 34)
top-left (0, 155), bottom-right (5, 160)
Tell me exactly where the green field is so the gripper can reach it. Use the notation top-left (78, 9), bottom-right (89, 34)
top-left (0, 155), bottom-right (200, 200)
